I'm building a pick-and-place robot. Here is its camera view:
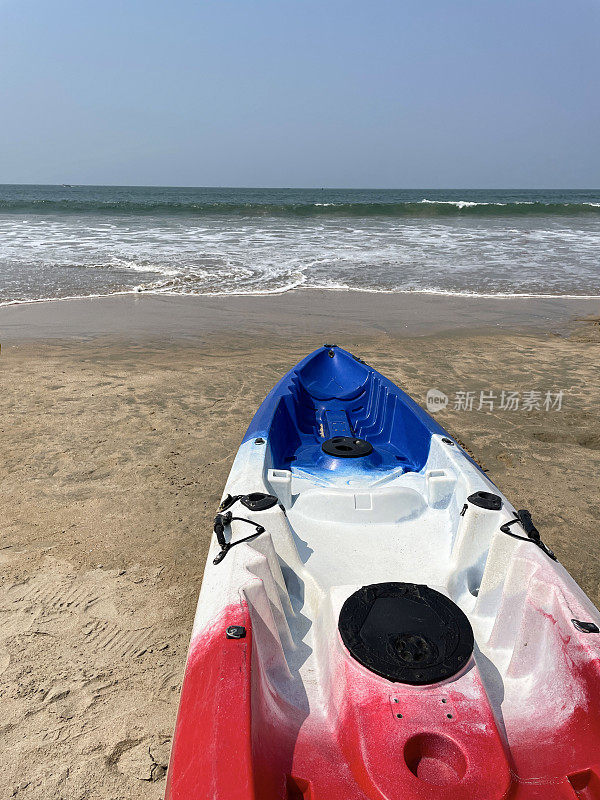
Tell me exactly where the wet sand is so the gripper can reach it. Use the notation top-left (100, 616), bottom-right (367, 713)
top-left (1, 291), bottom-right (600, 343)
top-left (0, 292), bottom-right (599, 799)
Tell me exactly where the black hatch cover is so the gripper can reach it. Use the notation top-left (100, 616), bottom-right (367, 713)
top-left (338, 582), bottom-right (474, 685)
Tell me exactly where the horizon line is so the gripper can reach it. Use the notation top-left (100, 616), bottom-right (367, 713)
top-left (1, 183), bottom-right (599, 192)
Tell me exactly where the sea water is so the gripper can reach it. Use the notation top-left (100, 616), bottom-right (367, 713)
top-left (0, 185), bottom-right (599, 304)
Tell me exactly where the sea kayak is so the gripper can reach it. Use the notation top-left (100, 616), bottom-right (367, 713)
top-left (166, 344), bottom-right (600, 800)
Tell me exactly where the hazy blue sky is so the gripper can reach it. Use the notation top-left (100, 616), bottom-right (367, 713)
top-left (1, 0), bottom-right (598, 187)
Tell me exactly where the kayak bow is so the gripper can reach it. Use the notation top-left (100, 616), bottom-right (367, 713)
top-left (166, 345), bottom-right (600, 800)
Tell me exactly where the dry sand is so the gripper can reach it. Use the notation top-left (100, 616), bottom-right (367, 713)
top-left (0, 292), bottom-right (599, 799)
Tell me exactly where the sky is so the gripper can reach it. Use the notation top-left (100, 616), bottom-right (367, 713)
top-left (0, 0), bottom-right (598, 188)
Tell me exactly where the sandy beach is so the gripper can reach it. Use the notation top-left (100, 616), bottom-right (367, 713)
top-left (1, 291), bottom-right (599, 799)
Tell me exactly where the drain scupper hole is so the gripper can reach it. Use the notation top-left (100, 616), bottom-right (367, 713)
top-left (404, 733), bottom-right (467, 787)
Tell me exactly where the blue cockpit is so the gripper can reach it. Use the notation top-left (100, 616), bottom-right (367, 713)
top-left (242, 345), bottom-right (447, 475)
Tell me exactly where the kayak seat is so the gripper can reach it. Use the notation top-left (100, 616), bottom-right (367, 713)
top-left (244, 345), bottom-right (447, 474)
top-left (297, 348), bottom-right (369, 401)
top-left (269, 367), bottom-right (422, 473)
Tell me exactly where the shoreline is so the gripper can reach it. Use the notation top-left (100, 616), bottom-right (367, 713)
top-left (1, 289), bottom-right (599, 344)
top-left (3, 286), bottom-right (600, 310)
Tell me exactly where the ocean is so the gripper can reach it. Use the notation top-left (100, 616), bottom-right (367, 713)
top-left (0, 185), bottom-right (599, 305)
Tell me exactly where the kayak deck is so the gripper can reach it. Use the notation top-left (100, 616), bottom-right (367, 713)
top-left (166, 345), bottom-right (600, 800)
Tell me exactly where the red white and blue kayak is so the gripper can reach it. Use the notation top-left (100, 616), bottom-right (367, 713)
top-left (166, 344), bottom-right (600, 800)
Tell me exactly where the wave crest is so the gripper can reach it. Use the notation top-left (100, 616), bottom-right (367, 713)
top-left (2, 198), bottom-right (600, 217)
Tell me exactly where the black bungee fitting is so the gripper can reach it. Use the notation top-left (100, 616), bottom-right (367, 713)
top-left (500, 509), bottom-right (557, 561)
top-left (213, 493), bottom-right (278, 564)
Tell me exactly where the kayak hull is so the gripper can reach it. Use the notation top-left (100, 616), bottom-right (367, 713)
top-left (166, 345), bottom-right (600, 800)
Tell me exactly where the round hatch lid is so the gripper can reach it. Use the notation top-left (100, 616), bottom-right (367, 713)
top-left (322, 436), bottom-right (373, 458)
top-left (338, 582), bottom-right (474, 685)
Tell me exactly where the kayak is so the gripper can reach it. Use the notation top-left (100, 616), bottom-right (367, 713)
top-left (165, 344), bottom-right (600, 800)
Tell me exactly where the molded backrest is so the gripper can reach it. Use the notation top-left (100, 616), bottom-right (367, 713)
top-left (297, 349), bottom-right (370, 401)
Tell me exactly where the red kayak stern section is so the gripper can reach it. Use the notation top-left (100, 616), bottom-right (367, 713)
top-left (166, 601), bottom-right (600, 800)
